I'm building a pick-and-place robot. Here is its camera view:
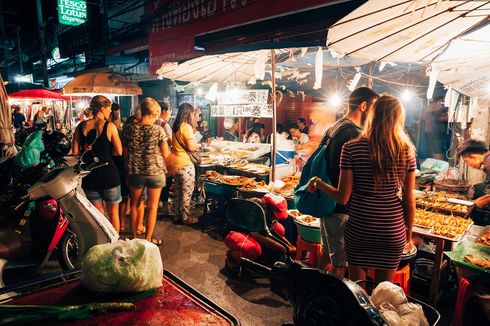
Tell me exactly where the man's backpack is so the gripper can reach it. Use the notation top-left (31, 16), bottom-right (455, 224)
top-left (294, 120), bottom-right (353, 217)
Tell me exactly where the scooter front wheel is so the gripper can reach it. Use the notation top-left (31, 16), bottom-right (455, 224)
top-left (57, 228), bottom-right (81, 270)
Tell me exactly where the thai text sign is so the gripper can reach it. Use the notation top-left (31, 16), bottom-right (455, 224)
top-left (211, 104), bottom-right (272, 118)
top-left (212, 89), bottom-right (270, 117)
top-left (219, 90), bottom-right (268, 105)
top-left (58, 0), bottom-right (87, 26)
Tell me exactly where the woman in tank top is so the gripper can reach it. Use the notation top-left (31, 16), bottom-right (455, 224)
top-left (72, 95), bottom-right (123, 233)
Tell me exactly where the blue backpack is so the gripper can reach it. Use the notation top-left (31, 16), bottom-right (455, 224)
top-left (294, 121), bottom-right (352, 217)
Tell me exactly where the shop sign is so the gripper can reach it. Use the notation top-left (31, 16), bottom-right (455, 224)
top-left (212, 89), bottom-right (270, 117)
top-left (219, 90), bottom-right (268, 106)
top-left (148, 0), bottom-right (336, 74)
top-left (211, 104), bottom-right (272, 118)
top-left (58, 0), bottom-right (87, 26)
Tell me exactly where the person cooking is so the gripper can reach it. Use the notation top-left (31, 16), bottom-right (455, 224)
top-left (458, 139), bottom-right (490, 208)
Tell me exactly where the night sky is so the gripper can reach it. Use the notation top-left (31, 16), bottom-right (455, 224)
top-left (3, 0), bottom-right (58, 53)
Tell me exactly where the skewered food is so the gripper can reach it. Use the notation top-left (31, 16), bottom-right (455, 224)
top-left (414, 209), bottom-right (472, 239)
top-left (240, 180), bottom-right (268, 191)
top-left (416, 191), bottom-right (470, 214)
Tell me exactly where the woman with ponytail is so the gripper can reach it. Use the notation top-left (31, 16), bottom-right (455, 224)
top-left (307, 95), bottom-right (416, 283)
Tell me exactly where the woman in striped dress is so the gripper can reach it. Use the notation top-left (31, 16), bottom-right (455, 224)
top-left (307, 95), bottom-right (416, 283)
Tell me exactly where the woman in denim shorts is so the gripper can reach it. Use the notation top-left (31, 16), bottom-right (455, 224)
top-left (72, 95), bottom-right (123, 232)
top-left (121, 98), bottom-right (170, 246)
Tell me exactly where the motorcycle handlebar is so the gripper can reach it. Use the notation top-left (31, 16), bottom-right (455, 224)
top-left (81, 160), bottom-right (108, 172)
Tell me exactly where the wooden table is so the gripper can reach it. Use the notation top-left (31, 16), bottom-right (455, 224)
top-left (412, 227), bottom-right (458, 306)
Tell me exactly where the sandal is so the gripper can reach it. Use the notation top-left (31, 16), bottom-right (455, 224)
top-left (149, 238), bottom-right (163, 246)
top-left (120, 226), bottom-right (127, 233)
top-left (136, 226), bottom-right (146, 235)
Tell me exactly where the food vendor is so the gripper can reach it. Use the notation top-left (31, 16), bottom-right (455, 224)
top-left (223, 118), bottom-right (239, 141)
top-left (458, 139), bottom-right (490, 208)
top-left (289, 123), bottom-right (309, 150)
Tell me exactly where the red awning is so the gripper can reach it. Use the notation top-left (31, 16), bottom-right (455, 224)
top-left (9, 89), bottom-right (69, 101)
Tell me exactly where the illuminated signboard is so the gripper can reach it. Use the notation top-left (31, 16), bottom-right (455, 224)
top-left (57, 0), bottom-right (87, 26)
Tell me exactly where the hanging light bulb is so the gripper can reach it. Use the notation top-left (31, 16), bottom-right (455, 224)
top-left (329, 93), bottom-right (342, 107)
top-left (401, 89), bottom-right (413, 102)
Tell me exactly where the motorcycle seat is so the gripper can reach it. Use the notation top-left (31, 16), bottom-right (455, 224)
top-left (0, 229), bottom-right (25, 259)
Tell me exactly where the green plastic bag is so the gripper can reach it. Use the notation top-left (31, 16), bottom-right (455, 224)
top-left (13, 130), bottom-right (45, 168)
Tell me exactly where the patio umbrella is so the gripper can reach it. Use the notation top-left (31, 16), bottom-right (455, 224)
top-left (430, 23), bottom-right (490, 98)
top-left (5, 82), bottom-right (47, 94)
top-left (327, 0), bottom-right (490, 63)
top-left (0, 74), bottom-right (14, 148)
top-left (9, 89), bottom-right (68, 101)
top-left (63, 73), bottom-right (142, 96)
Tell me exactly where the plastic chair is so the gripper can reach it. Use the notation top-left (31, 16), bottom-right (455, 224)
top-left (452, 277), bottom-right (474, 326)
top-left (223, 198), bottom-right (270, 236)
top-left (295, 236), bottom-right (322, 267)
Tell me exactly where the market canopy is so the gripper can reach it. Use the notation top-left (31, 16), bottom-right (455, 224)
top-left (156, 47), bottom-right (371, 84)
top-left (63, 72), bottom-right (142, 96)
top-left (431, 23), bottom-right (490, 98)
top-left (9, 89), bottom-right (68, 101)
top-left (327, 0), bottom-right (490, 63)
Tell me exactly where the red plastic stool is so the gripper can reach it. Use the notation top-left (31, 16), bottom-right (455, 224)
top-left (393, 264), bottom-right (411, 295)
top-left (367, 264), bottom-right (411, 295)
top-left (295, 236), bottom-right (322, 267)
top-left (452, 277), bottom-right (474, 326)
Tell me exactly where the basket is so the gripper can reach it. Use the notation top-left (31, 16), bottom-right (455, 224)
top-left (356, 280), bottom-right (441, 326)
top-left (433, 179), bottom-right (471, 194)
top-left (293, 218), bottom-right (321, 243)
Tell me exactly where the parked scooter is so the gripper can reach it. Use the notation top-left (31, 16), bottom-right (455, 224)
top-left (239, 235), bottom-right (386, 325)
top-left (0, 130), bottom-right (119, 287)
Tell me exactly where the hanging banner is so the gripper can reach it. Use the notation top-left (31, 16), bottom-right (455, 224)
top-left (211, 104), bottom-right (272, 118)
top-left (212, 89), bottom-right (270, 117)
top-left (148, 0), bottom-right (337, 74)
top-left (219, 89), bottom-right (268, 105)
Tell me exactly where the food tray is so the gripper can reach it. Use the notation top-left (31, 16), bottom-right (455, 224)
top-left (412, 221), bottom-right (473, 242)
top-left (445, 241), bottom-right (490, 276)
top-left (204, 181), bottom-right (239, 195)
top-left (0, 270), bottom-right (240, 325)
top-left (415, 203), bottom-right (469, 216)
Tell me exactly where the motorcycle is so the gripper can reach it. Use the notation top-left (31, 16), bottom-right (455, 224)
top-left (239, 234), bottom-right (386, 325)
top-left (0, 130), bottom-right (119, 287)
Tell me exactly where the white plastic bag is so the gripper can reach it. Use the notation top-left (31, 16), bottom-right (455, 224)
top-left (371, 281), bottom-right (408, 308)
top-left (81, 239), bottom-right (163, 293)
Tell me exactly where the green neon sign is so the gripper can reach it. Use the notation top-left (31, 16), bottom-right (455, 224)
top-left (58, 0), bottom-right (87, 26)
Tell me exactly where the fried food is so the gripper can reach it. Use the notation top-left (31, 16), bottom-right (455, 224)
top-left (416, 191), bottom-right (469, 214)
top-left (475, 229), bottom-right (490, 247)
top-left (221, 176), bottom-right (253, 185)
top-left (464, 254), bottom-right (490, 269)
top-left (288, 210), bottom-right (302, 217)
top-left (240, 180), bottom-right (268, 191)
top-left (302, 216), bottom-right (316, 223)
top-left (201, 171), bottom-right (222, 181)
top-left (414, 208), bottom-right (472, 239)
top-left (282, 174), bottom-right (300, 184)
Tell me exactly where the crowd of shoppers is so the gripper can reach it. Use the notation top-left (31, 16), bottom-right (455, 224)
top-left (71, 95), bottom-right (203, 245)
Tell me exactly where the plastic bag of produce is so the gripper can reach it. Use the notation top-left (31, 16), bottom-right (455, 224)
top-left (81, 239), bottom-right (163, 293)
top-left (398, 303), bottom-right (429, 326)
top-left (371, 281), bottom-right (408, 308)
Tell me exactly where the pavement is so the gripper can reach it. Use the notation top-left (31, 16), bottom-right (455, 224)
top-left (140, 215), bottom-right (294, 326)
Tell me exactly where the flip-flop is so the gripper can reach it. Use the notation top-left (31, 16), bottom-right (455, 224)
top-left (150, 238), bottom-right (163, 246)
top-left (136, 226), bottom-right (146, 235)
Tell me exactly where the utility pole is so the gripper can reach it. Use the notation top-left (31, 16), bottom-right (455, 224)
top-left (36, 0), bottom-right (49, 87)
top-left (16, 26), bottom-right (22, 75)
top-left (0, 0), bottom-right (10, 81)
